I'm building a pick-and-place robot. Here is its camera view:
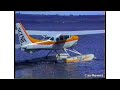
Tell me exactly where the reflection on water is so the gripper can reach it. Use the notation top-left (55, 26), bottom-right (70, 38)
top-left (15, 57), bottom-right (105, 79)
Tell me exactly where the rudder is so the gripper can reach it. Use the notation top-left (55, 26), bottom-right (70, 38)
top-left (16, 23), bottom-right (32, 46)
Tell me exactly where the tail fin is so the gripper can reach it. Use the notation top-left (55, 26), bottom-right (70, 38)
top-left (16, 23), bottom-right (32, 46)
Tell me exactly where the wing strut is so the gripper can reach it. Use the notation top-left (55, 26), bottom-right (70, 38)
top-left (64, 48), bottom-right (82, 56)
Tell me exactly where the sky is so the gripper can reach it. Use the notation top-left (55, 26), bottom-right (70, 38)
top-left (16, 11), bottom-right (105, 15)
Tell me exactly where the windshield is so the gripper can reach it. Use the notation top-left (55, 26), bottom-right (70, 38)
top-left (64, 35), bottom-right (69, 40)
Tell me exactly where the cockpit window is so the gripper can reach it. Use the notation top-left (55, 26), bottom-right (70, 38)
top-left (56, 35), bottom-right (71, 41)
top-left (64, 35), bottom-right (69, 40)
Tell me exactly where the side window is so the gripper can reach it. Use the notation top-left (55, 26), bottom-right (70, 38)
top-left (56, 38), bottom-right (59, 41)
top-left (64, 35), bottom-right (69, 40)
top-left (60, 36), bottom-right (64, 41)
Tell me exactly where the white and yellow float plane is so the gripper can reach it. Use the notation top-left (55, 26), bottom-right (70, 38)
top-left (16, 23), bottom-right (105, 62)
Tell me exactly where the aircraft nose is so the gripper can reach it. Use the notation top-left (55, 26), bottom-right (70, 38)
top-left (72, 36), bottom-right (79, 46)
top-left (72, 36), bottom-right (79, 41)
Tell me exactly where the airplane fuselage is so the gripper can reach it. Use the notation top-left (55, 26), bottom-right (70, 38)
top-left (16, 23), bottom-right (79, 53)
top-left (21, 35), bottom-right (79, 50)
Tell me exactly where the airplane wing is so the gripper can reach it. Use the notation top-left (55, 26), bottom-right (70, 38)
top-left (15, 30), bottom-right (105, 49)
top-left (15, 30), bottom-right (105, 36)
